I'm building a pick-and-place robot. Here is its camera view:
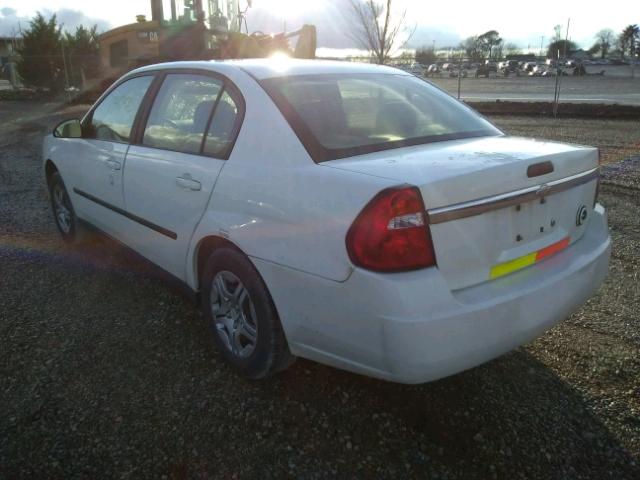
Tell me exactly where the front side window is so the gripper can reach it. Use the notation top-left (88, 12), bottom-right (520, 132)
top-left (88, 76), bottom-right (153, 142)
top-left (143, 74), bottom-right (223, 155)
top-left (262, 73), bottom-right (502, 161)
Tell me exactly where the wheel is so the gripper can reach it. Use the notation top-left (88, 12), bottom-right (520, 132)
top-left (48, 171), bottom-right (82, 243)
top-left (201, 248), bottom-right (294, 379)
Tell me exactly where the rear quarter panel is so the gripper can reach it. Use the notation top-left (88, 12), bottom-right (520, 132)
top-left (186, 69), bottom-right (394, 288)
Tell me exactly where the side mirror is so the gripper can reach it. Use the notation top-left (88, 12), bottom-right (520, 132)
top-left (53, 118), bottom-right (82, 139)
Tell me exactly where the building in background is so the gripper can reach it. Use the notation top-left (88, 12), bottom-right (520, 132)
top-left (0, 37), bottom-right (21, 87)
top-left (0, 37), bottom-right (20, 68)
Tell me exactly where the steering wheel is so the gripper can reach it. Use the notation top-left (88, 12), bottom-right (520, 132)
top-left (95, 124), bottom-right (116, 141)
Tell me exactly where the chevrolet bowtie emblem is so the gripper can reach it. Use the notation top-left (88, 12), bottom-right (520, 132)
top-left (535, 184), bottom-right (551, 196)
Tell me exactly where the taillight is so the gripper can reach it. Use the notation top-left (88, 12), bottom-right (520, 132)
top-left (346, 186), bottom-right (436, 272)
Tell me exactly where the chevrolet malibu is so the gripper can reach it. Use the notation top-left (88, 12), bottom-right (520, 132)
top-left (43, 60), bottom-right (611, 383)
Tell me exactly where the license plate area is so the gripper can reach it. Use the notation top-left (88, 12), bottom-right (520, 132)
top-left (511, 196), bottom-right (555, 244)
top-left (428, 178), bottom-right (598, 290)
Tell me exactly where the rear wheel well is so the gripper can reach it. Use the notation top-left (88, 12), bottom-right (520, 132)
top-left (45, 160), bottom-right (58, 184)
top-left (196, 236), bottom-right (243, 290)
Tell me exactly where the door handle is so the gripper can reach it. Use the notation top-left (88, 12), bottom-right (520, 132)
top-left (106, 159), bottom-right (121, 170)
top-left (176, 174), bottom-right (202, 191)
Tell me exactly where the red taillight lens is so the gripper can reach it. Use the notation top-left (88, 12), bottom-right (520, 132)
top-left (346, 186), bottom-right (436, 272)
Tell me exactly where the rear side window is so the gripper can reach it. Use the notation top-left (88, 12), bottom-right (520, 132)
top-left (203, 90), bottom-right (240, 158)
top-left (88, 76), bottom-right (153, 143)
top-left (143, 74), bottom-right (223, 155)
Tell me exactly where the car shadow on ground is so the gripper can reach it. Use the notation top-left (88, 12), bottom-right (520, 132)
top-left (271, 352), bottom-right (638, 479)
top-left (2, 228), bottom-right (636, 479)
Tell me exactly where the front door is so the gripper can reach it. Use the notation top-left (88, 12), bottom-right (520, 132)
top-left (72, 75), bottom-right (154, 235)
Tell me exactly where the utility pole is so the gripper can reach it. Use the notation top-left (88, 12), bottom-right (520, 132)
top-left (457, 52), bottom-right (462, 99)
top-left (61, 41), bottom-right (71, 101)
top-left (553, 18), bottom-right (570, 118)
top-left (540, 36), bottom-right (544, 59)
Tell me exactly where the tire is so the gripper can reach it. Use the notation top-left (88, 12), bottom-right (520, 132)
top-left (47, 171), bottom-right (83, 244)
top-left (201, 248), bottom-right (294, 379)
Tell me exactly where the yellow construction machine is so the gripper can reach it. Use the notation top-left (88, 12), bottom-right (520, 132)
top-left (98, 0), bottom-right (317, 77)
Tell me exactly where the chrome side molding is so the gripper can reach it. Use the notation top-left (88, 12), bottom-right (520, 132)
top-left (426, 168), bottom-right (599, 225)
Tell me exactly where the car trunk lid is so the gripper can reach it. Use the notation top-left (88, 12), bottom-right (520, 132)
top-left (325, 136), bottom-right (599, 290)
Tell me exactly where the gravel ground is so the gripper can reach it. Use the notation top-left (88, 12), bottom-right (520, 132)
top-left (0, 101), bottom-right (639, 479)
top-left (489, 116), bottom-right (640, 165)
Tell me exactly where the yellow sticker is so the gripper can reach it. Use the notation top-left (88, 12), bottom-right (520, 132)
top-left (489, 252), bottom-right (537, 279)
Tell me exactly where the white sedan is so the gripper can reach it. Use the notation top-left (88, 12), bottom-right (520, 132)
top-left (43, 60), bottom-right (610, 383)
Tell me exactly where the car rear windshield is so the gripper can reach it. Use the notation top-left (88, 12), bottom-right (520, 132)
top-left (261, 73), bottom-right (502, 162)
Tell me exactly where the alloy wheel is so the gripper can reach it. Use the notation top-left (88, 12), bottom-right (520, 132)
top-left (210, 270), bottom-right (259, 358)
top-left (52, 184), bottom-right (72, 234)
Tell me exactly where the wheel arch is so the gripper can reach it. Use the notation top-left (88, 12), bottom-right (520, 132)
top-left (44, 159), bottom-right (59, 183)
top-left (192, 235), bottom-right (245, 291)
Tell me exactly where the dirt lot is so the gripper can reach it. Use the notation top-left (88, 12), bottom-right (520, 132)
top-left (0, 101), bottom-right (639, 479)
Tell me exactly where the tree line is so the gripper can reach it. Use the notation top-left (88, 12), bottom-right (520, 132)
top-left (450, 24), bottom-right (639, 63)
top-left (589, 26), bottom-right (639, 60)
top-left (14, 12), bottom-right (101, 92)
top-left (348, 0), bottom-right (638, 65)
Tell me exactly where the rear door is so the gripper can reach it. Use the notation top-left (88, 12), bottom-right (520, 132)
top-left (70, 76), bottom-right (154, 234)
top-left (122, 72), bottom-right (244, 280)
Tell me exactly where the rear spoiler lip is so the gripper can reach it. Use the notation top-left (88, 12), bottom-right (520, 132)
top-left (426, 167), bottom-right (599, 225)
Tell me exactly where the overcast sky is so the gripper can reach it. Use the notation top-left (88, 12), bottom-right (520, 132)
top-left (0, 0), bottom-right (636, 51)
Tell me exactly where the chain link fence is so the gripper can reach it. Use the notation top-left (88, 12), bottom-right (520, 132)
top-left (322, 55), bottom-right (640, 108)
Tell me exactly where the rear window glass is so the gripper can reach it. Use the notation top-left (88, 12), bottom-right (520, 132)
top-left (262, 73), bottom-right (502, 161)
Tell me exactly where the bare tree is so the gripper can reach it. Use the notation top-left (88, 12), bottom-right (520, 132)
top-left (595, 29), bottom-right (615, 59)
top-left (553, 25), bottom-right (563, 42)
top-left (348, 0), bottom-right (414, 64)
top-left (478, 30), bottom-right (502, 60)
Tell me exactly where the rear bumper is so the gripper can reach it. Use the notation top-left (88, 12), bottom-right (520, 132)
top-left (382, 204), bottom-right (610, 383)
top-left (254, 204), bottom-right (611, 384)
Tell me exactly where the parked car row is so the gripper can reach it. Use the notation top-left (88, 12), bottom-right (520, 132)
top-left (425, 62), bottom-right (484, 77)
top-left (397, 57), bottom-right (603, 79)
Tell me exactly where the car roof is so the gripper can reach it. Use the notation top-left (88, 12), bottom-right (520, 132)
top-left (130, 58), bottom-right (410, 80)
